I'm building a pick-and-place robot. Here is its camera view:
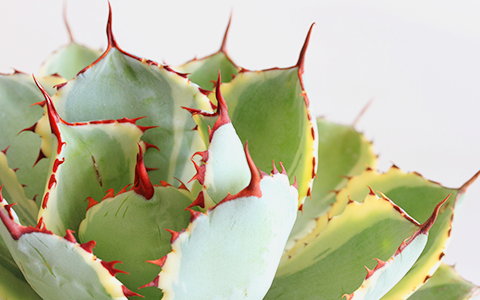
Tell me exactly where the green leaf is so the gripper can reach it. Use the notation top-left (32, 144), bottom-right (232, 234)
top-left (39, 42), bottom-right (102, 80)
top-left (0, 73), bottom-right (64, 207)
top-left (187, 73), bottom-right (250, 208)
top-left (287, 118), bottom-right (377, 250)
top-left (33, 83), bottom-right (146, 236)
top-left (174, 17), bottom-right (239, 91)
top-left (220, 68), bottom-right (316, 206)
top-left (218, 25), bottom-right (317, 206)
top-left (38, 118), bottom-right (145, 236)
top-left (265, 192), bottom-right (435, 299)
top-left (0, 201), bottom-right (135, 300)
top-left (79, 186), bottom-right (192, 300)
top-left (52, 23), bottom-right (213, 190)
top-left (344, 197), bottom-right (446, 300)
top-left (408, 263), bottom-right (479, 300)
top-left (156, 147), bottom-right (298, 300)
top-left (328, 167), bottom-right (463, 299)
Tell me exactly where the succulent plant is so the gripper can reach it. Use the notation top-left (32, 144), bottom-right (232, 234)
top-left (0, 3), bottom-right (478, 300)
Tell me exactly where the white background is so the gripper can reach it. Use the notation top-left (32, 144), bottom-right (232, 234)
top-left (1, 0), bottom-right (479, 291)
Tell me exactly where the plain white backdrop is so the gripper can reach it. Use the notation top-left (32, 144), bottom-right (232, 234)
top-left (1, 0), bottom-right (479, 291)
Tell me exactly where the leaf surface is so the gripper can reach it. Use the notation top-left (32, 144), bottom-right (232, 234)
top-left (79, 186), bottom-right (192, 300)
top-left (265, 192), bottom-right (434, 299)
top-left (51, 15), bottom-right (213, 188)
top-left (0, 200), bottom-right (134, 300)
top-left (156, 147), bottom-right (298, 300)
top-left (328, 167), bottom-right (465, 299)
top-left (0, 74), bottom-right (64, 218)
top-left (287, 118), bottom-right (377, 250)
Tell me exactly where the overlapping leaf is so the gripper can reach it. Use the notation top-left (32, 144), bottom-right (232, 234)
top-left (327, 167), bottom-right (477, 299)
top-left (265, 192), bottom-right (442, 299)
top-left (0, 199), bottom-right (138, 300)
top-left (50, 11), bottom-right (213, 190)
top-left (156, 146), bottom-right (298, 300)
top-left (0, 73), bottom-right (64, 225)
top-left (177, 24), bottom-right (318, 206)
top-left (287, 118), bottom-right (377, 250)
top-left (34, 79), bottom-right (146, 236)
top-left (79, 186), bottom-right (192, 299)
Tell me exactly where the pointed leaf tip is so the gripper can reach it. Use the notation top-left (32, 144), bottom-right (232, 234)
top-left (106, 2), bottom-right (118, 49)
top-left (394, 195), bottom-right (449, 257)
top-left (63, 1), bottom-right (74, 42)
top-left (132, 144), bottom-right (154, 200)
top-left (219, 10), bottom-right (233, 53)
top-left (296, 23), bottom-right (315, 76)
top-left (210, 71), bottom-right (231, 142)
top-left (459, 169), bottom-right (480, 195)
top-left (33, 75), bottom-right (65, 154)
top-left (243, 142), bottom-right (262, 197)
top-left (418, 195), bottom-right (449, 235)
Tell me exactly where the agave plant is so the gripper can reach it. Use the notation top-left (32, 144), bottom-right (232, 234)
top-left (0, 3), bottom-right (478, 300)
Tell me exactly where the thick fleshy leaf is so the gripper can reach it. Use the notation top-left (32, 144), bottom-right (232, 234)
top-left (187, 73), bottom-right (250, 208)
top-left (35, 79), bottom-right (145, 236)
top-left (0, 73), bottom-right (64, 211)
top-left (287, 118), bottom-right (377, 249)
top-left (265, 192), bottom-right (441, 299)
top-left (38, 120), bottom-right (144, 236)
top-left (51, 9), bottom-right (213, 189)
top-left (217, 24), bottom-right (317, 206)
top-left (344, 197), bottom-right (446, 300)
top-left (39, 42), bottom-right (102, 80)
top-left (0, 201), bottom-right (136, 300)
top-left (175, 17), bottom-right (239, 91)
top-left (327, 167), bottom-right (476, 299)
top-left (79, 186), bottom-right (192, 300)
top-left (156, 146), bottom-right (298, 300)
top-left (408, 263), bottom-right (479, 300)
